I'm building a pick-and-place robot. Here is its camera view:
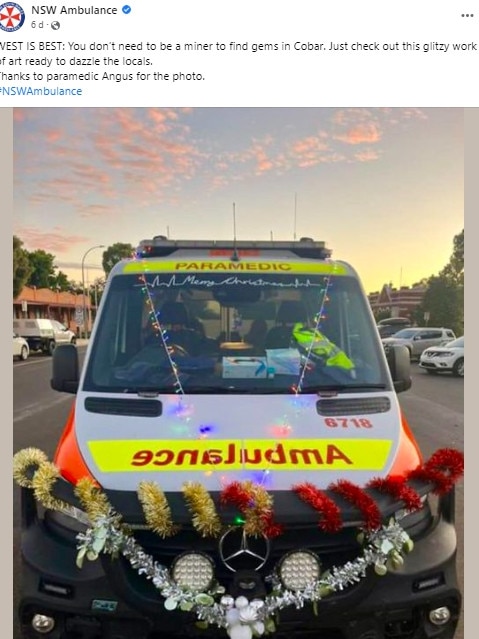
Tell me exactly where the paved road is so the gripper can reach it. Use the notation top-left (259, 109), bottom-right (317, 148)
top-left (13, 353), bottom-right (464, 638)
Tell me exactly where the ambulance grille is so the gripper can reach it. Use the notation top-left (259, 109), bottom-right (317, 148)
top-left (84, 397), bottom-right (162, 417)
top-left (316, 397), bottom-right (390, 416)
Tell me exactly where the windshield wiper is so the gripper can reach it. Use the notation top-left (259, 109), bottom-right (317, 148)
top-left (182, 386), bottom-right (278, 394)
top-left (113, 387), bottom-right (175, 395)
top-left (132, 386), bottom-right (303, 395)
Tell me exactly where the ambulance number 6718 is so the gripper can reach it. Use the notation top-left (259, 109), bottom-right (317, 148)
top-left (324, 418), bottom-right (373, 428)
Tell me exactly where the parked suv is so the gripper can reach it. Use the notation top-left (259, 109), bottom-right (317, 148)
top-left (382, 327), bottom-right (456, 360)
top-left (377, 317), bottom-right (411, 339)
top-left (419, 336), bottom-right (464, 377)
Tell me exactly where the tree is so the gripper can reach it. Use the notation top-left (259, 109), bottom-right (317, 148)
top-left (13, 236), bottom-right (32, 299)
top-left (51, 271), bottom-right (71, 291)
top-left (102, 243), bottom-right (135, 276)
top-left (413, 229), bottom-right (464, 335)
top-left (89, 277), bottom-right (106, 308)
top-left (440, 229), bottom-right (464, 286)
top-left (26, 249), bottom-right (58, 288)
top-left (413, 275), bottom-right (463, 335)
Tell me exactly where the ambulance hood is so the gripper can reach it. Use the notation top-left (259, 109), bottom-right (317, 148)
top-left (75, 391), bottom-right (401, 492)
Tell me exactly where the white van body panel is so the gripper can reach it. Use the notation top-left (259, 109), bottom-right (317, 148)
top-left (75, 390), bottom-right (401, 491)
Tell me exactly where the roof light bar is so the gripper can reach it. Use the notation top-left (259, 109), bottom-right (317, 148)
top-left (136, 237), bottom-right (332, 259)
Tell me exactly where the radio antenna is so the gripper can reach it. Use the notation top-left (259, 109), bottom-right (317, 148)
top-left (293, 192), bottom-right (298, 241)
top-left (231, 202), bottom-right (240, 261)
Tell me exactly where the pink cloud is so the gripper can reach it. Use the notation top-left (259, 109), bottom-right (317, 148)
top-left (332, 107), bottom-right (426, 144)
top-left (255, 157), bottom-right (274, 174)
top-left (78, 204), bottom-right (114, 218)
top-left (14, 226), bottom-right (90, 253)
top-left (288, 136), bottom-right (331, 168)
top-left (355, 149), bottom-right (380, 162)
top-left (335, 122), bottom-right (382, 145)
top-left (45, 129), bottom-right (62, 143)
top-left (13, 109), bottom-right (25, 122)
top-left (332, 108), bottom-right (374, 126)
top-left (16, 111), bottom-right (236, 211)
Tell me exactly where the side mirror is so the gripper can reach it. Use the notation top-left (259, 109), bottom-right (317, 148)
top-left (386, 345), bottom-right (411, 393)
top-left (51, 344), bottom-right (79, 393)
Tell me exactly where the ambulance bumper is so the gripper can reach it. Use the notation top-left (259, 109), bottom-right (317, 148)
top-left (18, 486), bottom-right (461, 639)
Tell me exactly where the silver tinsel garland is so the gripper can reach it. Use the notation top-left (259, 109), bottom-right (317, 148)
top-left (76, 510), bottom-right (413, 638)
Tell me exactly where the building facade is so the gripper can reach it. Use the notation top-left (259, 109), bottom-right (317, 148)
top-left (368, 283), bottom-right (426, 321)
top-left (13, 286), bottom-right (96, 335)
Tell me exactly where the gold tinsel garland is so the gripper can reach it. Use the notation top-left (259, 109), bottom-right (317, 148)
top-left (31, 461), bottom-right (71, 512)
top-left (10, 449), bottom-right (340, 540)
top-left (12, 448), bottom-right (275, 539)
top-left (137, 481), bottom-right (179, 538)
top-left (75, 477), bottom-right (111, 521)
top-left (182, 481), bottom-right (222, 537)
top-left (12, 447), bottom-right (48, 488)
top-left (243, 481), bottom-right (273, 536)
top-left (13, 448), bottom-right (70, 511)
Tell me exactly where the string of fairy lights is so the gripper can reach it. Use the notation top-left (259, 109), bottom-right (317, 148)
top-left (294, 265), bottom-right (336, 394)
top-left (137, 272), bottom-right (185, 395)
top-left (134, 262), bottom-right (341, 490)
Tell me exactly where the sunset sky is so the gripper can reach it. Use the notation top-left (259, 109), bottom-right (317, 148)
top-left (13, 107), bottom-right (463, 293)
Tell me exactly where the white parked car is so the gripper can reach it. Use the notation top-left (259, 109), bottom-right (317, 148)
top-left (419, 336), bottom-right (464, 377)
top-left (50, 320), bottom-right (77, 345)
top-left (13, 332), bottom-right (29, 361)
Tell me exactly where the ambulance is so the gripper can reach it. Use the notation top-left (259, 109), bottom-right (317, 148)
top-left (17, 237), bottom-right (462, 639)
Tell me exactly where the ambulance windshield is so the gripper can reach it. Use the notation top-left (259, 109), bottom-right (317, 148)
top-left (83, 271), bottom-right (392, 394)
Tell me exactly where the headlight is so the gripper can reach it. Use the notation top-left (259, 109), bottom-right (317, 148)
top-left (171, 552), bottom-right (215, 592)
top-left (278, 550), bottom-right (321, 590)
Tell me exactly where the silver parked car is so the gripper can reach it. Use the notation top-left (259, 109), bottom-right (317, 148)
top-left (381, 327), bottom-right (456, 361)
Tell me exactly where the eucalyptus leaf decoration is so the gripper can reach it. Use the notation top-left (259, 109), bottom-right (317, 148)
top-left (74, 506), bottom-right (414, 637)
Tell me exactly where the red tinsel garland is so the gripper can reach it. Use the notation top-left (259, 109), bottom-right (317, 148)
top-left (407, 448), bottom-right (464, 494)
top-left (219, 448), bottom-right (464, 537)
top-left (261, 514), bottom-right (284, 538)
top-left (220, 481), bottom-right (283, 538)
top-left (330, 479), bottom-right (382, 531)
top-left (292, 482), bottom-right (342, 533)
top-left (367, 476), bottom-right (423, 512)
top-left (221, 481), bottom-right (252, 512)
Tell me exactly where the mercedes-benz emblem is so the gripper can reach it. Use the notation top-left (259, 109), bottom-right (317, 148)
top-left (219, 527), bottom-right (270, 573)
